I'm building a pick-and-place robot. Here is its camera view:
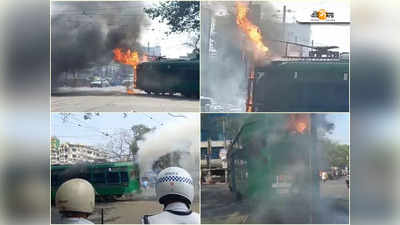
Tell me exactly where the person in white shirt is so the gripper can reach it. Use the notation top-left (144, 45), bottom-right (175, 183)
top-left (55, 178), bottom-right (95, 224)
top-left (141, 167), bottom-right (200, 224)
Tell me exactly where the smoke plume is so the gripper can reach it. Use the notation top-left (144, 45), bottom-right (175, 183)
top-left (201, 1), bottom-right (283, 109)
top-left (51, 1), bottom-right (148, 90)
top-left (136, 114), bottom-right (200, 193)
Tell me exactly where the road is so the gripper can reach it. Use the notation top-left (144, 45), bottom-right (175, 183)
top-left (51, 87), bottom-right (199, 112)
top-left (201, 177), bottom-right (349, 224)
top-left (51, 199), bottom-right (200, 224)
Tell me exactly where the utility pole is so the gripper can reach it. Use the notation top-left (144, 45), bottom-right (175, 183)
top-left (147, 41), bottom-right (150, 56)
top-left (282, 5), bottom-right (288, 57)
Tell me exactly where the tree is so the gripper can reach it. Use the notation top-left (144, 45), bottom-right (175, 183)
top-left (321, 140), bottom-right (349, 168)
top-left (129, 124), bottom-right (154, 157)
top-left (103, 124), bottom-right (154, 162)
top-left (144, 1), bottom-right (200, 34)
top-left (144, 1), bottom-right (200, 54)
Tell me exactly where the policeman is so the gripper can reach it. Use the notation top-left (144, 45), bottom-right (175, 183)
top-left (142, 167), bottom-right (200, 224)
top-left (55, 178), bottom-right (95, 224)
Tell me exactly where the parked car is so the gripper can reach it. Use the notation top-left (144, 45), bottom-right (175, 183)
top-left (90, 79), bottom-right (110, 88)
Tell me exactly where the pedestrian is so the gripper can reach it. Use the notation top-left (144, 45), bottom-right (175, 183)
top-left (143, 179), bottom-right (149, 192)
top-left (321, 171), bottom-right (328, 183)
top-left (141, 167), bottom-right (200, 224)
top-left (55, 178), bottom-right (95, 224)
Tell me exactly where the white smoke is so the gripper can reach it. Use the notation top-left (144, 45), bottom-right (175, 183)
top-left (136, 114), bottom-right (200, 187)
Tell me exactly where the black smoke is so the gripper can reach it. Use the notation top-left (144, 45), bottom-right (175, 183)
top-left (51, 1), bottom-right (147, 91)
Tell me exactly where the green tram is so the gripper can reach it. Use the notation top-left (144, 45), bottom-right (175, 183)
top-left (51, 162), bottom-right (140, 201)
top-left (253, 57), bottom-right (349, 112)
top-left (136, 59), bottom-right (199, 98)
top-left (228, 114), bottom-right (319, 201)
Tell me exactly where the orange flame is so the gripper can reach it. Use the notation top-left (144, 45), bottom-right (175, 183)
top-left (113, 48), bottom-right (140, 69)
top-left (236, 2), bottom-right (268, 53)
top-left (287, 114), bottom-right (310, 134)
top-left (113, 48), bottom-right (145, 91)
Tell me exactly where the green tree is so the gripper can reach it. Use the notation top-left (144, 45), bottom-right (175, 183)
top-left (322, 140), bottom-right (349, 168)
top-left (129, 124), bottom-right (154, 157)
top-left (144, 1), bottom-right (200, 54)
top-left (144, 1), bottom-right (200, 34)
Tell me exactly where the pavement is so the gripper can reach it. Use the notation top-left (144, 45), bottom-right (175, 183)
top-left (51, 86), bottom-right (199, 112)
top-left (201, 177), bottom-right (349, 224)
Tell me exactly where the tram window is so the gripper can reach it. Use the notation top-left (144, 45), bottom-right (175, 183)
top-left (107, 172), bottom-right (120, 184)
top-left (120, 172), bottom-right (129, 183)
top-left (93, 173), bottom-right (105, 184)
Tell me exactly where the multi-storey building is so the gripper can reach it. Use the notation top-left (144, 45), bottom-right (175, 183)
top-left (51, 142), bottom-right (110, 165)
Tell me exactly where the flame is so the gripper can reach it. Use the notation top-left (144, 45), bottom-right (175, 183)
top-left (113, 48), bottom-right (145, 92)
top-left (236, 2), bottom-right (268, 53)
top-left (287, 114), bottom-right (310, 134)
top-left (113, 48), bottom-right (140, 69)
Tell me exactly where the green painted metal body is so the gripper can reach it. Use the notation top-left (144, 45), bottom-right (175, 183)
top-left (136, 59), bottom-right (199, 98)
top-left (254, 59), bottom-right (349, 112)
top-left (51, 162), bottom-right (140, 201)
top-left (229, 115), bottom-right (313, 200)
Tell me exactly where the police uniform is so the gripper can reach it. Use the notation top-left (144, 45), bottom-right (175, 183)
top-left (142, 202), bottom-right (200, 224)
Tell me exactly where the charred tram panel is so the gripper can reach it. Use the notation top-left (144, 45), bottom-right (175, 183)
top-left (253, 59), bottom-right (349, 112)
top-left (136, 59), bottom-right (199, 98)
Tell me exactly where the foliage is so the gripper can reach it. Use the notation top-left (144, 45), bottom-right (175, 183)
top-left (321, 139), bottom-right (349, 168)
top-left (144, 1), bottom-right (200, 34)
top-left (129, 124), bottom-right (154, 157)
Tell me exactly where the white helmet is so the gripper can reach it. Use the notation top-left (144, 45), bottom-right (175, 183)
top-left (55, 178), bottom-right (95, 214)
top-left (156, 167), bottom-right (194, 204)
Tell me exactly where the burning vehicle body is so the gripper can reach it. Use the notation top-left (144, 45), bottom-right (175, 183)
top-left (227, 114), bottom-right (345, 223)
top-left (113, 49), bottom-right (199, 98)
top-left (136, 58), bottom-right (200, 98)
top-left (251, 52), bottom-right (349, 112)
top-left (201, 1), bottom-right (349, 112)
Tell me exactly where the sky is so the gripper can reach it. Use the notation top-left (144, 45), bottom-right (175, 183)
top-left (326, 113), bottom-right (350, 145)
top-left (51, 113), bottom-right (196, 147)
top-left (140, 2), bottom-right (194, 58)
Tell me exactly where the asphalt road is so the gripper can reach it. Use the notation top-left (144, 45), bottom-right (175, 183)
top-left (201, 177), bottom-right (349, 224)
top-left (51, 87), bottom-right (199, 112)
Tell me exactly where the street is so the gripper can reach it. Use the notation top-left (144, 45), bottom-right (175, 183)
top-left (201, 177), bottom-right (349, 224)
top-left (51, 87), bottom-right (199, 112)
top-left (51, 199), bottom-right (200, 224)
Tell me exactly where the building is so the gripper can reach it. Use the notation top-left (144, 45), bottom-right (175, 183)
top-left (200, 139), bottom-right (230, 183)
top-left (143, 46), bottom-right (162, 57)
top-left (51, 142), bottom-right (110, 165)
top-left (284, 23), bottom-right (312, 57)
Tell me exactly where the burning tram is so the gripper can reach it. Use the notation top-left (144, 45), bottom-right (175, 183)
top-left (247, 43), bottom-right (349, 112)
top-left (228, 114), bottom-right (320, 205)
top-left (252, 57), bottom-right (349, 112)
top-left (51, 162), bottom-right (140, 202)
top-left (136, 58), bottom-right (200, 98)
